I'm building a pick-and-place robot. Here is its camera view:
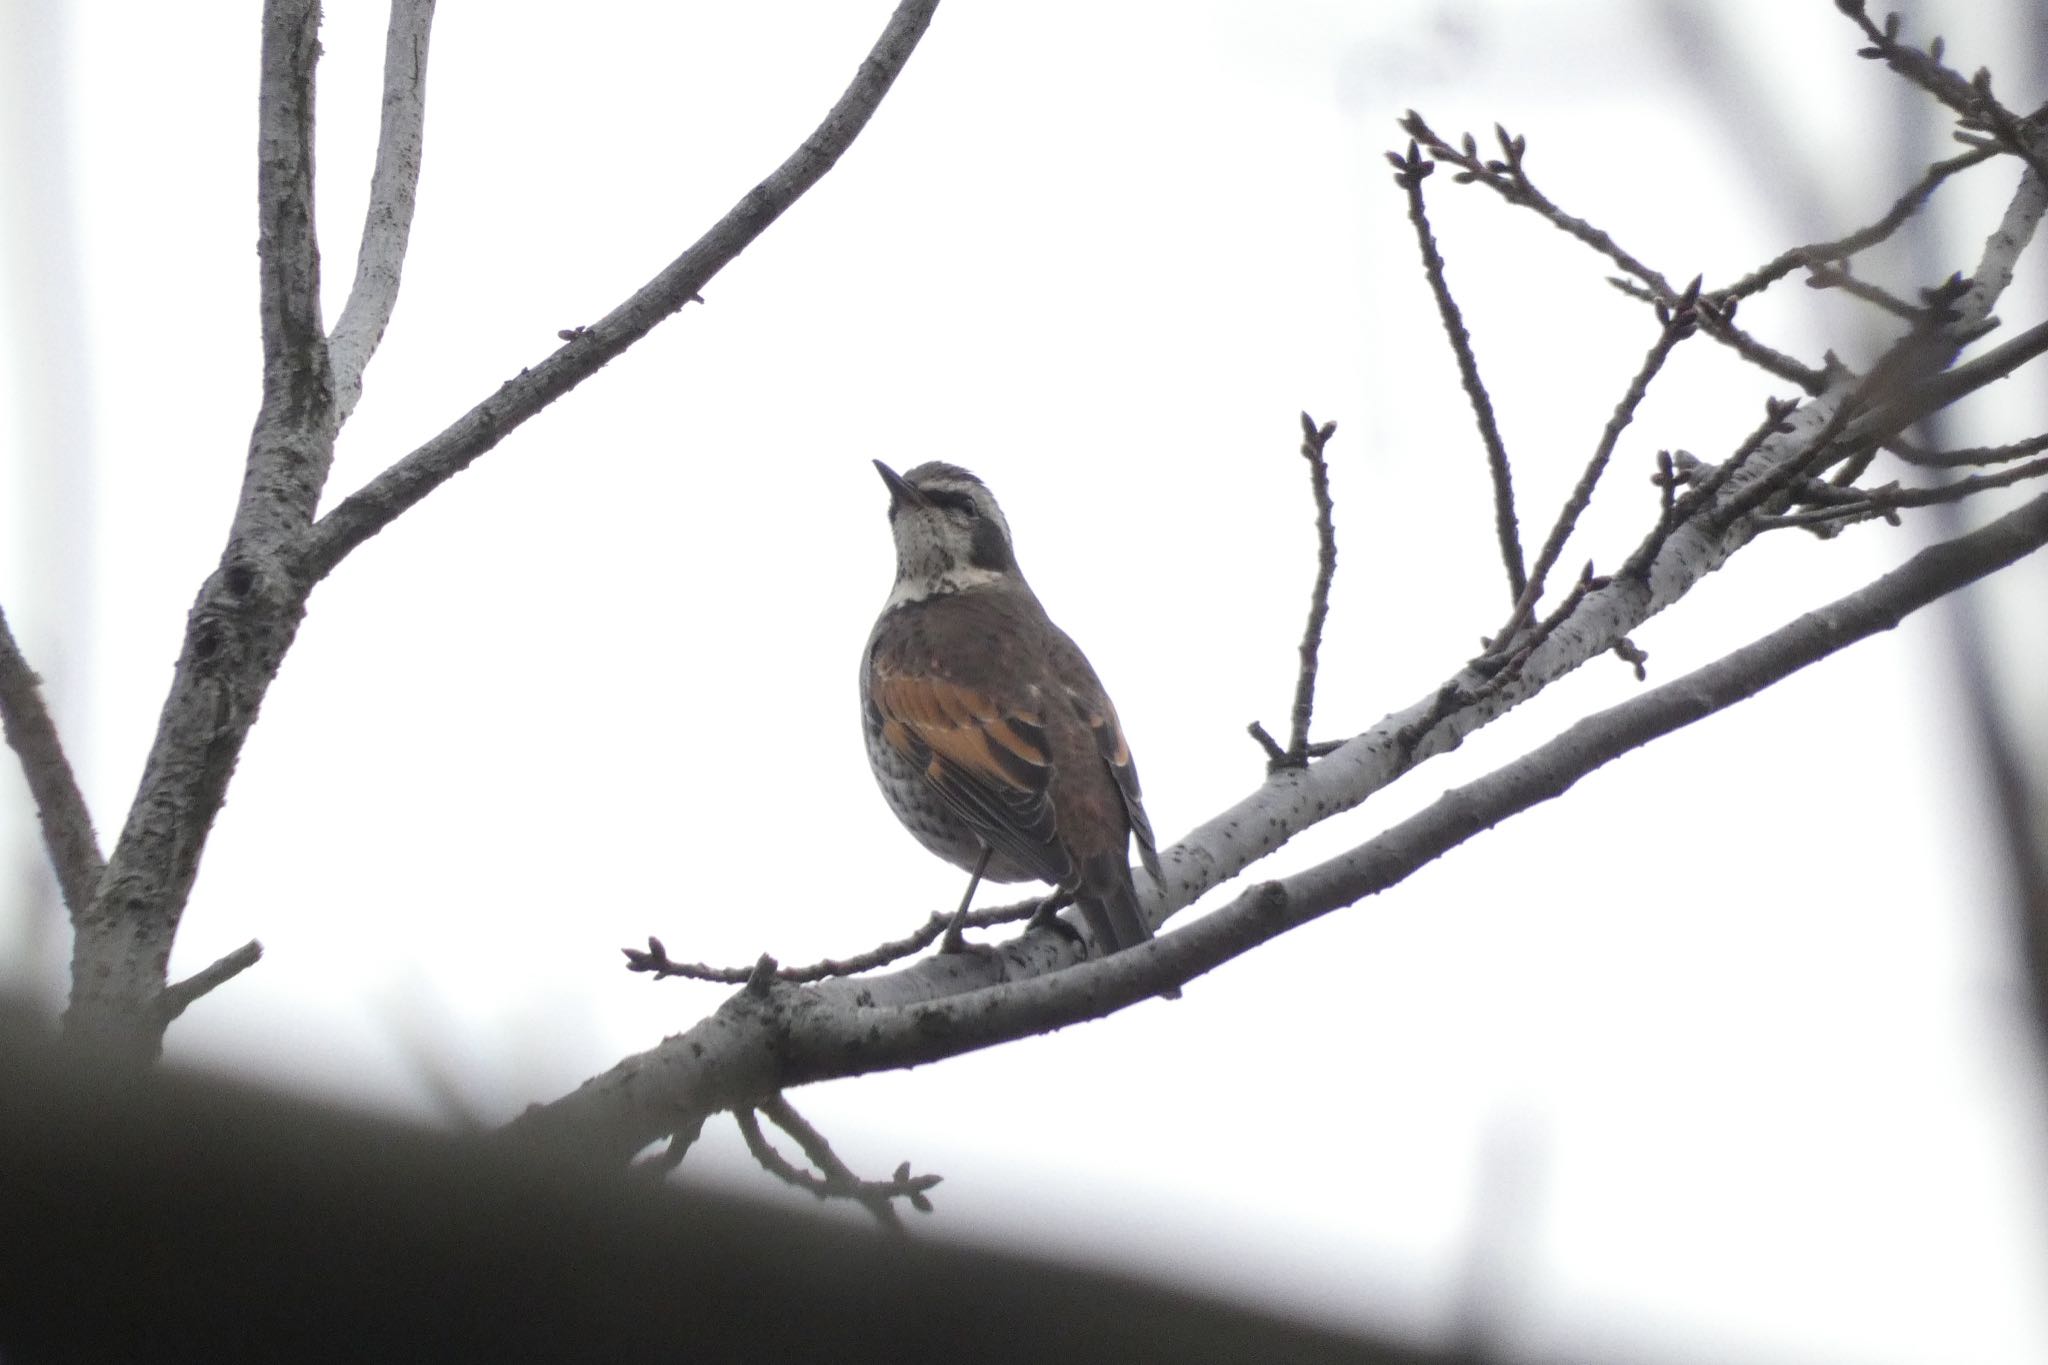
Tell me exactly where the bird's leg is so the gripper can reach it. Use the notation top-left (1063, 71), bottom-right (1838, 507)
top-left (939, 845), bottom-right (995, 954)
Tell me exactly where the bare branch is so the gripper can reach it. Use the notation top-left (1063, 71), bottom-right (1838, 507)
top-left (1261, 413), bottom-right (1341, 767)
top-left (1802, 261), bottom-right (1927, 320)
top-left (1496, 289), bottom-right (1698, 644)
top-left (735, 1096), bottom-right (939, 1233)
top-left (1397, 113), bottom-right (1677, 301)
top-left (67, 0), bottom-right (341, 1057)
top-left (300, 0), bottom-right (943, 580)
top-left (1888, 430), bottom-right (2048, 469)
top-left (1720, 144), bottom-right (1997, 299)
top-left (1688, 293), bottom-right (1830, 391)
top-left (1834, 3), bottom-right (2048, 184)
top-left (329, 0), bottom-right (437, 421)
top-left (1756, 453), bottom-right (2048, 531)
top-left (507, 485), bottom-right (2048, 1166)
top-left (1617, 405), bottom-right (1791, 584)
top-left (1389, 144), bottom-right (1524, 602)
top-left (623, 896), bottom-right (1043, 985)
top-left (0, 606), bottom-right (103, 917)
top-left (152, 940), bottom-right (265, 1027)
top-left (243, 0), bottom-right (335, 542)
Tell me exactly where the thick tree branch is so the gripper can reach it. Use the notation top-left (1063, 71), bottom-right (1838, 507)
top-left (0, 606), bottom-right (103, 918)
top-left (508, 485), bottom-right (2048, 1166)
top-left (299, 0), bottom-right (943, 580)
top-left (65, 0), bottom-right (339, 1056)
top-left (241, 0), bottom-right (335, 545)
top-left (329, 0), bottom-right (436, 422)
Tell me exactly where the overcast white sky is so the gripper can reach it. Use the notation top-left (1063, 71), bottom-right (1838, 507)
top-left (4, 2), bottom-right (2048, 1361)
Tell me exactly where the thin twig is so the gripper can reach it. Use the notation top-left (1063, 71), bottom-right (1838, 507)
top-left (1720, 144), bottom-right (1997, 299)
top-left (1284, 414), bottom-right (1339, 764)
top-left (1617, 400), bottom-right (1798, 583)
top-left (329, 0), bottom-right (436, 422)
top-left (152, 939), bottom-right (264, 1026)
top-left (1690, 297), bottom-right (1831, 391)
top-left (1608, 276), bottom-right (1829, 390)
top-left (1835, 3), bottom-right (2048, 184)
top-left (0, 607), bottom-right (103, 918)
top-left (637, 1116), bottom-right (708, 1180)
top-left (1471, 561), bottom-right (1609, 699)
top-left (1756, 453), bottom-right (2048, 531)
top-left (734, 1097), bottom-right (940, 1233)
top-left (624, 897), bottom-right (1045, 985)
top-left (1245, 722), bottom-right (1288, 766)
top-left (1702, 280), bottom-right (2004, 530)
top-left (1495, 288), bottom-right (1698, 644)
top-left (1389, 144), bottom-right (1524, 601)
top-left (1802, 261), bottom-right (1925, 320)
top-left (1887, 430), bottom-right (2048, 468)
top-left (1398, 113), bottom-right (1677, 301)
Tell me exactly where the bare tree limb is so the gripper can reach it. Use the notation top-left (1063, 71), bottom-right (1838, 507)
top-left (0, 605), bottom-right (102, 918)
top-left (1757, 453), bottom-right (2048, 531)
top-left (1389, 144), bottom-right (1524, 603)
top-left (1496, 288), bottom-right (1698, 645)
top-left (1397, 114), bottom-right (1677, 302)
top-left (66, 0), bottom-right (338, 1057)
top-left (152, 939), bottom-right (265, 1027)
top-left (507, 484), bottom-right (2048, 1166)
top-left (734, 1095), bottom-right (940, 1233)
top-left (329, 0), bottom-right (437, 422)
top-left (1835, 3), bottom-right (2048, 184)
top-left (1887, 430), bottom-right (2048, 468)
top-left (1803, 260), bottom-right (1926, 320)
top-left (243, 0), bottom-right (335, 543)
top-left (623, 893), bottom-right (1041, 984)
top-left (1277, 414), bottom-right (1339, 766)
top-left (299, 0), bottom-right (943, 580)
top-left (1720, 144), bottom-right (1997, 299)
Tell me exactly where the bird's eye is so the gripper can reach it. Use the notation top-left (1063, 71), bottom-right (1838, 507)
top-left (930, 490), bottom-right (979, 519)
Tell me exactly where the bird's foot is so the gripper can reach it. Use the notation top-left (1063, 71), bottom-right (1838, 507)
top-left (1024, 893), bottom-right (1087, 950)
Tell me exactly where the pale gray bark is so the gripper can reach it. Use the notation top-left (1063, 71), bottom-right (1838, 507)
top-left (49, 0), bottom-right (941, 1060)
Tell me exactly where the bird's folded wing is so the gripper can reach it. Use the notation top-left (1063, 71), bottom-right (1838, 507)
top-left (869, 670), bottom-right (1072, 887)
top-left (1075, 690), bottom-right (1163, 883)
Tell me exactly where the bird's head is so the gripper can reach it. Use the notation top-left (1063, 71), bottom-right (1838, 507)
top-left (873, 460), bottom-right (1023, 605)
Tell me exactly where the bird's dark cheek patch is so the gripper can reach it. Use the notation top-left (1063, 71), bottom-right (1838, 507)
top-left (968, 520), bottom-right (1014, 572)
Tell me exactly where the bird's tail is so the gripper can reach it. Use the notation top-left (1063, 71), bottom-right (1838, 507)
top-left (1076, 853), bottom-right (1152, 954)
top-left (1077, 856), bottom-right (1180, 1000)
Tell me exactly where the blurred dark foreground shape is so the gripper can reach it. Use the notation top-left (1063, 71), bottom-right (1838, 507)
top-left (0, 1005), bottom-right (1452, 1364)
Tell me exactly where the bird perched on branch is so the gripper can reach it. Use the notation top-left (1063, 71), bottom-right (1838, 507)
top-left (861, 460), bottom-right (1165, 963)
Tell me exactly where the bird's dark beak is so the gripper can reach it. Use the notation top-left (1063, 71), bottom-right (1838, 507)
top-left (873, 459), bottom-right (927, 510)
